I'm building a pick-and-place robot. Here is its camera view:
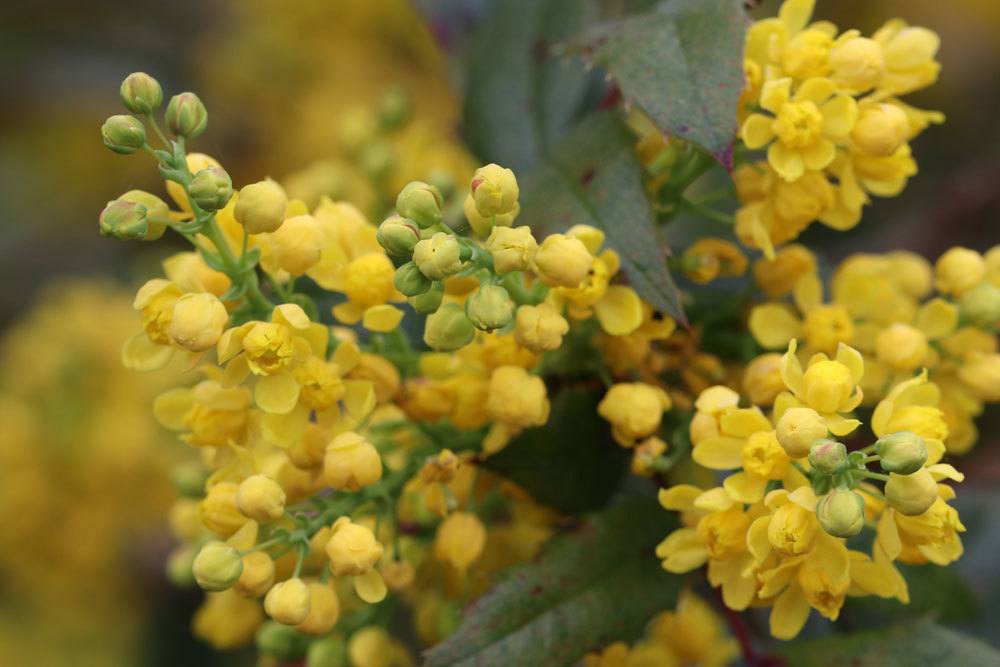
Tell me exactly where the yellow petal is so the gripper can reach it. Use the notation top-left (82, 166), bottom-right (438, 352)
top-left (794, 77), bottom-right (835, 104)
top-left (927, 463), bottom-right (965, 482)
top-left (827, 415), bottom-right (862, 437)
top-left (594, 286), bottom-right (643, 336)
top-left (254, 372), bottom-right (301, 414)
top-left (792, 273), bottom-right (823, 313)
top-left (915, 298), bottom-right (958, 340)
top-left (741, 114), bottom-right (776, 149)
top-left (333, 339), bottom-right (362, 373)
top-left (821, 95), bottom-right (858, 138)
top-left (363, 305), bottom-right (404, 333)
top-left (779, 0), bottom-right (815, 34)
top-left (353, 571), bottom-right (387, 604)
top-left (272, 303), bottom-right (311, 329)
top-left (749, 304), bottom-right (802, 350)
top-left (694, 487), bottom-right (735, 512)
top-left (152, 388), bottom-right (194, 430)
top-left (780, 340), bottom-right (804, 395)
top-left (227, 520), bottom-right (259, 550)
top-left (719, 408), bottom-right (772, 437)
top-left (122, 333), bottom-right (174, 371)
top-left (747, 516), bottom-right (773, 562)
top-left (770, 584), bottom-right (811, 640)
top-left (760, 78), bottom-right (792, 114)
top-left (300, 323), bottom-right (330, 357)
top-left (343, 380), bottom-right (376, 421)
top-left (222, 354), bottom-right (252, 387)
top-left (724, 471), bottom-right (767, 503)
top-left (768, 143), bottom-right (805, 181)
top-left (217, 323), bottom-right (252, 364)
top-left (261, 405), bottom-right (310, 448)
top-left (876, 510), bottom-right (901, 561)
top-left (566, 224), bottom-right (605, 255)
top-left (332, 301), bottom-right (365, 325)
top-left (835, 343), bottom-right (865, 384)
top-left (801, 138), bottom-right (835, 171)
top-left (658, 485), bottom-right (702, 512)
top-left (692, 436), bottom-right (746, 470)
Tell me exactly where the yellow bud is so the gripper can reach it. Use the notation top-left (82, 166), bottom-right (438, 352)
top-left (830, 37), bottom-right (885, 91)
top-left (598, 382), bottom-right (671, 446)
top-left (269, 214), bottom-right (324, 276)
top-left (464, 194), bottom-right (518, 236)
top-left (935, 247), bottom-right (985, 297)
top-left (486, 226), bottom-right (538, 274)
top-left (324, 432), bottom-right (383, 491)
top-left (165, 91), bottom-right (208, 138)
top-left (424, 303), bottom-right (476, 351)
top-left (776, 407), bottom-right (828, 458)
top-left (193, 541), bottom-right (244, 591)
top-left (875, 430), bottom-right (928, 474)
top-left (802, 360), bottom-right (853, 414)
top-left (742, 353), bottom-right (784, 406)
top-left (531, 234), bottom-right (593, 288)
top-left (434, 512), bottom-right (486, 571)
top-left (234, 551), bottom-right (275, 598)
top-left (168, 292), bottom-right (229, 352)
top-left (413, 232), bottom-right (463, 281)
top-left (236, 474), bottom-right (286, 522)
top-left (875, 323), bottom-right (927, 371)
top-left (235, 180), bottom-right (289, 234)
top-left (486, 365), bottom-right (549, 429)
top-left (200, 481), bottom-right (247, 537)
top-left (753, 244), bottom-right (817, 297)
top-left (851, 103), bottom-right (908, 157)
top-left (264, 577), bottom-right (311, 626)
top-left (782, 28), bottom-right (832, 79)
top-left (808, 439), bottom-right (848, 474)
top-left (325, 517), bottom-right (384, 576)
top-left (382, 560), bottom-right (416, 592)
top-left (295, 582), bottom-right (340, 636)
top-left (396, 181), bottom-right (444, 229)
top-left (885, 468), bottom-right (938, 516)
top-left (120, 72), bottom-right (163, 114)
top-left (816, 489), bottom-right (865, 537)
top-left (466, 284), bottom-right (514, 331)
top-left (513, 303), bottom-right (569, 353)
top-left (471, 164), bottom-right (519, 217)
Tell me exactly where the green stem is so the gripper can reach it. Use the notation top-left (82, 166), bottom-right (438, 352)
top-left (861, 470), bottom-right (890, 482)
top-left (144, 114), bottom-right (171, 148)
top-left (678, 197), bottom-right (735, 226)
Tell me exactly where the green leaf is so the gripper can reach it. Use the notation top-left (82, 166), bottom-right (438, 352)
top-left (575, 0), bottom-right (747, 167)
top-left (423, 496), bottom-right (680, 667)
top-left (518, 111), bottom-right (686, 323)
top-left (776, 620), bottom-right (1000, 667)
top-left (461, 0), bottom-right (599, 171)
top-left (482, 386), bottom-right (627, 513)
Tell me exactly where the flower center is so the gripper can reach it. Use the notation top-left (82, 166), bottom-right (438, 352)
top-left (774, 101), bottom-right (823, 148)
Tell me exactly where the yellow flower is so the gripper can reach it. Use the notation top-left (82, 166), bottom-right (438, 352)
top-left (234, 179), bottom-right (288, 235)
top-left (324, 431), bottom-right (383, 491)
top-left (264, 577), bottom-right (311, 625)
top-left (485, 225), bottom-right (537, 274)
top-left (742, 77), bottom-right (857, 182)
top-left (325, 517), bottom-right (387, 604)
top-left (154, 379), bottom-right (251, 448)
top-left (413, 232), bottom-right (463, 280)
top-left (235, 474), bottom-right (286, 522)
top-left (681, 238), bottom-right (748, 284)
top-left (199, 481), bottom-right (248, 537)
top-left (597, 382), bottom-right (672, 446)
top-left (775, 406), bottom-right (828, 458)
top-left (851, 101), bottom-right (909, 157)
top-left (192, 590), bottom-right (263, 649)
top-left (829, 33), bottom-right (885, 92)
top-left (470, 163), bottom-right (519, 217)
top-left (872, 18), bottom-right (941, 96)
top-left (776, 340), bottom-right (864, 436)
top-left (264, 213), bottom-right (325, 276)
top-left (935, 247), bottom-right (986, 297)
top-left (168, 292), bottom-right (229, 353)
top-left (513, 302), bottom-right (569, 354)
top-left (295, 582), bottom-right (340, 636)
top-left (752, 244), bottom-right (817, 297)
top-left (485, 366), bottom-right (549, 430)
top-left (433, 511), bottom-right (486, 572)
top-left (743, 353), bottom-right (785, 406)
top-left (234, 551), bottom-right (275, 598)
top-left (749, 273), bottom-right (853, 355)
top-left (871, 370), bottom-right (948, 463)
top-left (531, 233), bottom-right (593, 288)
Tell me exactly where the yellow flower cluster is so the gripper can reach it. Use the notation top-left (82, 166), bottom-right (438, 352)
top-left (749, 245), bottom-right (1000, 452)
top-left (658, 340), bottom-right (965, 639)
top-left (736, 0), bottom-right (943, 256)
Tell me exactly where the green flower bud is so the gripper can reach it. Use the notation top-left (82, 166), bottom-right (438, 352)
top-left (377, 215), bottom-right (421, 256)
top-left (875, 430), bottom-right (928, 474)
top-left (471, 163), bottom-right (519, 217)
top-left (119, 189), bottom-right (169, 240)
top-left (959, 282), bottom-right (1000, 327)
top-left (101, 114), bottom-right (146, 154)
top-left (165, 92), bottom-right (208, 138)
top-left (378, 86), bottom-right (411, 130)
top-left (396, 181), bottom-right (443, 229)
top-left (235, 179), bottom-right (288, 234)
top-left (426, 169), bottom-right (456, 201)
top-left (360, 141), bottom-right (394, 180)
top-left (413, 233), bottom-right (463, 280)
top-left (255, 621), bottom-right (310, 662)
top-left (466, 284), bottom-right (514, 331)
top-left (816, 488), bottom-right (865, 537)
top-left (885, 468), bottom-right (938, 516)
top-left (119, 72), bottom-right (163, 114)
top-left (409, 282), bottom-right (444, 314)
top-left (307, 636), bottom-right (347, 667)
top-left (424, 303), bottom-right (476, 351)
top-left (192, 540), bottom-right (243, 591)
top-left (99, 199), bottom-right (148, 240)
top-left (188, 166), bottom-right (233, 211)
top-left (165, 546), bottom-right (197, 588)
top-left (808, 439), bottom-right (848, 475)
top-left (170, 462), bottom-right (209, 498)
top-left (394, 262), bottom-right (432, 297)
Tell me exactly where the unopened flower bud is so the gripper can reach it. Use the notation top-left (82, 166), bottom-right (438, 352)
top-left (171, 462), bottom-right (209, 498)
top-left (776, 407), bottom-right (829, 458)
top-left (166, 546), bottom-right (197, 588)
top-left (168, 292), bottom-right (229, 352)
top-left (264, 577), bottom-right (311, 625)
top-left (394, 262), bottom-right (432, 297)
top-left (852, 103), bottom-right (908, 157)
top-left (189, 166), bottom-right (233, 211)
top-left (193, 541), bottom-right (244, 591)
top-left (295, 582), bottom-right (340, 636)
top-left (324, 432), bottom-right (383, 491)
top-left (936, 247), bottom-right (986, 297)
top-left (409, 282), bottom-right (444, 314)
top-left (99, 199), bottom-right (149, 240)
top-left (378, 86), bottom-right (411, 130)
top-left (360, 141), bottom-right (394, 180)
top-left (119, 72), bottom-right (163, 114)
top-left (270, 214), bottom-right (324, 275)
top-left (808, 439), bottom-right (848, 474)
top-left (234, 551), bottom-right (275, 598)
top-left (102, 114), bottom-right (146, 154)
top-left (413, 233), bottom-right (463, 280)
top-left (875, 323), bottom-right (928, 371)
top-left (377, 215), bottom-right (420, 256)
top-left (424, 302), bottom-right (476, 351)
top-left (531, 233), bottom-right (593, 288)
top-left (471, 164), bottom-right (519, 217)
top-left (959, 282), bottom-right (1000, 327)
top-left (464, 194), bottom-right (518, 237)
top-left (325, 517), bottom-right (384, 576)
top-left (875, 430), bottom-right (928, 474)
top-left (514, 302), bottom-right (568, 353)
top-left (118, 190), bottom-right (169, 240)
top-left (486, 226), bottom-right (538, 274)
top-left (165, 92), bottom-right (208, 138)
top-left (396, 181), bottom-right (443, 229)
top-left (236, 474), bottom-right (286, 521)
top-left (885, 468), bottom-right (938, 516)
top-left (307, 636), bottom-right (347, 667)
top-left (817, 488), bottom-right (865, 537)
top-left (235, 179), bottom-right (288, 234)
top-left (466, 284), bottom-right (514, 331)
top-left (830, 37), bottom-right (886, 92)
top-left (256, 621), bottom-right (309, 661)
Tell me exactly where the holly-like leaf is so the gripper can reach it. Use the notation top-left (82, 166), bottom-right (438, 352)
top-left (460, 0), bottom-right (600, 172)
top-left (483, 387), bottom-right (627, 513)
top-left (518, 111), bottom-right (686, 323)
top-left (423, 496), bottom-right (679, 667)
top-left (574, 0), bottom-right (747, 167)
top-left (776, 620), bottom-right (1000, 667)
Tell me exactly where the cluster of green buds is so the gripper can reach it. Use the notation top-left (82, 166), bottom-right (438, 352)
top-left (377, 164), bottom-right (557, 352)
